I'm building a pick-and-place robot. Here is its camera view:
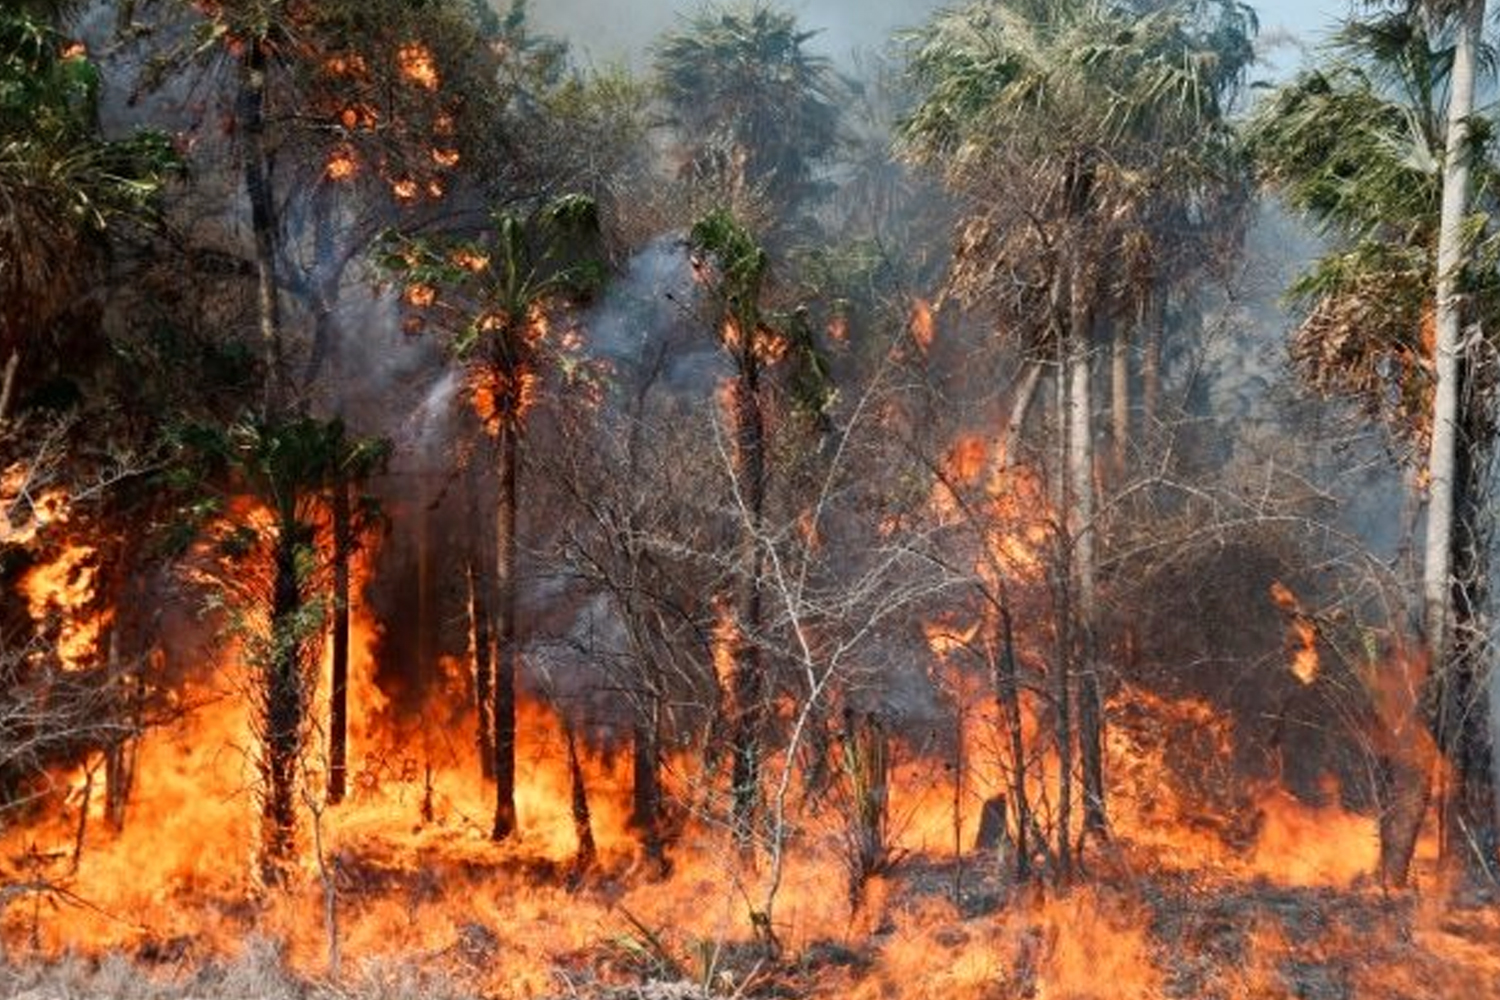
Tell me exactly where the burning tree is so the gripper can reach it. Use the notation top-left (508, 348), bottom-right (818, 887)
top-left (900, 0), bottom-right (1259, 873)
top-left (182, 416), bottom-right (387, 876)
top-left (377, 194), bottom-right (603, 841)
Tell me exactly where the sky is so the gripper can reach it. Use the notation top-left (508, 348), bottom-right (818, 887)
top-left (526, 0), bottom-right (1358, 79)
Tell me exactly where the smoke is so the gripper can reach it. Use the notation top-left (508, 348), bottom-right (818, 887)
top-left (525, 0), bottom-right (944, 68)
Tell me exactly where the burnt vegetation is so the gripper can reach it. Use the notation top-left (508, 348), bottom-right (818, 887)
top-left (2, 0), bottom-right (1500, 997)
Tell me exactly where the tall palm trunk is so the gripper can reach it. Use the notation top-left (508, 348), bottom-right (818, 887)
top-left (994, 604), bottom-right (1030, 879)
top-left (1068, 263), bottom-right (1105, 841)
top-left (264, 508), bottom-right (305, 876)
top-left (1051, 290), bottom-right (1074, 882)
top-left (238, 44), bottom-right (286, 416)
top-left (1402, 0), bottom-right (1486, 886)
top-left (1111, 309), bottom-right (1132, 483)
top-left (492, 420), bottom-right (519, 840)
top-left (1142, 292), bottom-right (1164, 435)
top-left (327, 478), bottom-right (351, 804)
top-left (1424, 0), bottom-right (1482, 683)
top-left (730, 358), bottom-right (767, 848)
top-left (468, 516), bottom-right (496, 780)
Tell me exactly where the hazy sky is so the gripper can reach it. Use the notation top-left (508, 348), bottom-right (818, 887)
top-left (527, 0), bottom-right (1357, 77)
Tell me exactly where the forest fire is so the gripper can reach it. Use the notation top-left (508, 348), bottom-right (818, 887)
top-left (7, 0), bottom-right (1500, 997)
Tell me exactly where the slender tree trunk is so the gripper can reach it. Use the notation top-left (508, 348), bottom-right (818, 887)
top-left (1142, 292), bottom-right (1164, 435)
top-left (998, 360), bottom-right (1044, 472)
top-left (1111, 310), bottom-right (1131, 484)
top-left (264, 512), bottom-right (305, 876)
top-left (994, 604), bottom-right (1030, 879)
top-left (1400, 0), bottom-right (1486, 887)
top-left (327, 479), bottom-right (351, 805)
top-left (238, 44), bottom-right (286, 416)
top-left (1051, 300), bottom-right (1074, 882)
top-left (492, 423), bottom-right (519, 840)
top-left (730, 359), bottom-right (767, 849)
top-left (631, 696), bottom-right (664, 867)
top-left (469, 552), bottom-right (495, 781)
top-left (1069, 279), bottom-right (1105, 842)
top-left (0, 347), bottom-right (18, 425)
top-left (566, 722), bottom-right (597, 873)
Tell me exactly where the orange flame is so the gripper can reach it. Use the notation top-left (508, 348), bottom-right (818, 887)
top-left (1270, 581), bottom-right (1319, 684)
top-left (396, 43), bottom-right (439, 90)
top-left (21, 543), bottom-right (110, 671)
top-left (909, 297), bottom-right (935, 353)
top-left (325, 146), bottom-right (357, 182)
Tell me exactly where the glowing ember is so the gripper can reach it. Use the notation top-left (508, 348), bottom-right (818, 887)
top-left (325, 147), bottom-right (357, 182)
top-left (909, 297), bottom-right (935, 352)
top-left (392, 177), bottom-right (419, 201)
top-left (1270, 580), bottom-right (1319, 684)
top-left (397, 43), bottom-right (439, 90)
top-left (323, 53), bottom-right (368, 77)
top-left (827, 311), bottom-right (849, 342)
top-left (431, 148), bottom-right (460, 168)
top-left (339, 103), bottom-right (378, 130)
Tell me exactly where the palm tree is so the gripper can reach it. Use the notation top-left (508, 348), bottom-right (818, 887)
top-left (1249, 3), bottom-right (1499, 884)
top-left (654, 2), bottom-right (843, 217)
top-left (901, 0), bottom-right (1257, 871)
top-left (688, 208), bottom-right (774, 847)
top-left (378, 195), bottom-right (602, 840)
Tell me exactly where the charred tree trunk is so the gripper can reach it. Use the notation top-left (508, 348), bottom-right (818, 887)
top-left (842, 711), bottom-right (891, 911)
top-left (1142, 292), bottom-right (1164, 436)
top-left (492, 421), bottom-right (519, 841)
top-left (729, 361), bottom-right (767, 849)
top-left (327, 478), bottom-right (351, 805)
top-left (994, 605), bottom-right (1030, 879)
top-left (631, 702), bottom-right (664, 867)
top-left (263, 514), bottom-right (306, 875)
top-left (566, 722), bottom-right (597, 874)
top-left (0, 347), bottom-right (18, 426)
top-left (237, 44), bottom-right (286, 416)
top-left (468, 545), bottom-right (495, 782)
top-left (1111, 310), bottom-right (1131, 484)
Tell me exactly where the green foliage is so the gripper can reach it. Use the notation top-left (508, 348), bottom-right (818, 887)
top-left (0, 7), bottom-right (178, 356)
top-left (690, 208), bottom-right (770, 313)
